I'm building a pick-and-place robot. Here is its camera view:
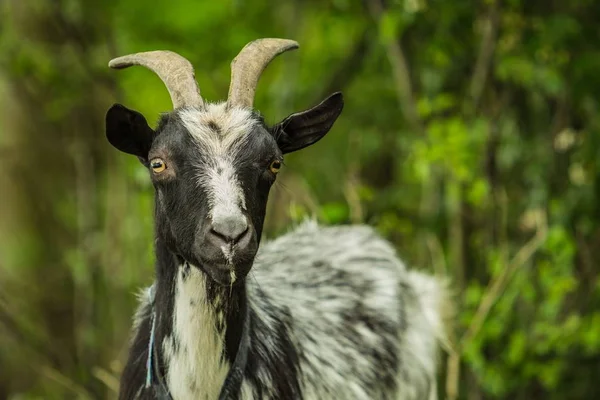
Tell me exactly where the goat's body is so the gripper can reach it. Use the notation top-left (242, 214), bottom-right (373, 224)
top-left (121, 222), bottom-right (446, 400)
top-left (243, 222), bottom-right (444, 400)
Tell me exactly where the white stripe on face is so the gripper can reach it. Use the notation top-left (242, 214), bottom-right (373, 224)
top-left (205, 156), bottom-right (246, 221)
top-left (179, 103), bottom-right (257, 257)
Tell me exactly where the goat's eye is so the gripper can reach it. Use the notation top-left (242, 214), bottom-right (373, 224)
top-left (269, 160), bottom-right (282, 174)
top-left (150, 158), bottom-right (166, 173)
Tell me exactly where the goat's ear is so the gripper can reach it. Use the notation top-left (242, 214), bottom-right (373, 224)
top-left (273, 92), bottom-right (344, 154)
top-left (105, 104), bottom-right (154, 162)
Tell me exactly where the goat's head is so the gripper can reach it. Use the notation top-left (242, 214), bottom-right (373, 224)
top-left (105, 39), bottom-right (343, 286)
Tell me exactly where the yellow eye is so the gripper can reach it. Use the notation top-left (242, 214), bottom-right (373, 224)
top-left (150, 158), bottom-right (166, 173)
top-left (269, 160), bottom-right (282, 174)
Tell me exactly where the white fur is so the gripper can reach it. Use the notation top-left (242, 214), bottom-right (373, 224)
top-left (162, 265), bottom-right (230, 399)
top-left (131, 285), bottom-right (154, 337)
top-left (179, 103), bottom-right (256, 156)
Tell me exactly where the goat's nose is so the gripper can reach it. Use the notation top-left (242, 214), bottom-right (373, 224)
top-left (210, 215), bottom-right (249, 243)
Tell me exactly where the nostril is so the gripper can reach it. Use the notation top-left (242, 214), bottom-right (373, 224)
top-left (210, 215), bottom-right (249, 243)
top-left (234, 225), bottom-right (249, 242)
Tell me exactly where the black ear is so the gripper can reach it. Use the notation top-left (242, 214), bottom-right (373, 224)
top-left (273, 92), bottom-right (344, 154)
top-left (105, 104), bottom-right (154, 162)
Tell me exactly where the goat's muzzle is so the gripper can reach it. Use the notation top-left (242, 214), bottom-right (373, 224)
top-left (193, 214), bottom-right (258, 285)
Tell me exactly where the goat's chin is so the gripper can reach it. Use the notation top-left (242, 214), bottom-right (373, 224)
top-left (193, 258), bottom-right (253, 286)
top-left (190, 233), bottom-right (258, 286)
top-left (203, 266), bottom-right (250, 286)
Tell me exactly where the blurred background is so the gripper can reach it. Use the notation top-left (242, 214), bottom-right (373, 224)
top-left (0, 0), bottom-right (598, 399)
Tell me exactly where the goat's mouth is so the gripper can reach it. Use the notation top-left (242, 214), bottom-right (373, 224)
top-left (189, 224), bottom-right (258, 285)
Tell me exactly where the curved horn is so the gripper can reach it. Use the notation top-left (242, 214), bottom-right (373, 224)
top-left (227, 38), bottom-right (299, 109)
top-left (109, 51), bottom-right (203, 109)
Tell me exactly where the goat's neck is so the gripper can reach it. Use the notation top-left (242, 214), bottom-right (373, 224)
top-left (153, 239), bottom-right (248, 398)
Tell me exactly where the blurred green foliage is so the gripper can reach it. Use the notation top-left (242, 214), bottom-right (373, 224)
top-left (0, 0), bottom-right (599, 399)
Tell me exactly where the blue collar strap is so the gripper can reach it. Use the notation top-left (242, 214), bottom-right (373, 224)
top-left (145, 310), bottom-right (157, 388)
top-left (141, 285), bottom-right (172, 399)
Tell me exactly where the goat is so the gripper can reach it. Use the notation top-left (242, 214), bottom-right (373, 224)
top-left (107, 38), bottom-right (449, 400)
